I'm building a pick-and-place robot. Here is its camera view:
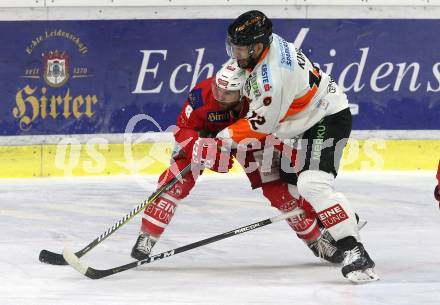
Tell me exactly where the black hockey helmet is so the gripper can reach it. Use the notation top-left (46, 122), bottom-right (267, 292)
top-left (227, 10), bottom-right (272, 46)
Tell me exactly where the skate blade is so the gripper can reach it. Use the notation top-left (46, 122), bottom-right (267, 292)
top-left (346, 268), bottom-right (380, 284)
top-left (357, 219), bottom-right (368, 230)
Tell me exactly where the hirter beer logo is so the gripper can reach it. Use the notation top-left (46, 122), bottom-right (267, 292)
top-left (43, 50), bottom-right (69, 87)
top-left (12, 29), bottom-right (97, 131)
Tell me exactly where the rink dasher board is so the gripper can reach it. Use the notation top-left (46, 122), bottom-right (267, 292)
top-left (0, 131), bottom-right (438, 178)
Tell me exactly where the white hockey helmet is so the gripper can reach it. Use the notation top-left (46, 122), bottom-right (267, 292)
top-left (213, 59), bottom-right (246, 103)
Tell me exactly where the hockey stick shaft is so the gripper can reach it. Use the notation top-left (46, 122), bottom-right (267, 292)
top-left (63, 209), bottom-right (303, 279)
top-left (39, 163), bottom-right (193, 265)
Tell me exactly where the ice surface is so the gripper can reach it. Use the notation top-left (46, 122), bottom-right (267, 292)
top-left (0, 171), bottom-right (439, 305)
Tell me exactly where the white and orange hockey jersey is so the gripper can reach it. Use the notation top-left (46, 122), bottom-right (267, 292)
top-left (217, 33), bottom-right (349, 144)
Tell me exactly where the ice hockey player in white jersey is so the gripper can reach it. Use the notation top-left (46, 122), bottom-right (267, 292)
top-left (197, 10), bottom-right (379, 283)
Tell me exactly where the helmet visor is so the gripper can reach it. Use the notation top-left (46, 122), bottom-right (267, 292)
top-left (225, 36), bottom-right (253, 60)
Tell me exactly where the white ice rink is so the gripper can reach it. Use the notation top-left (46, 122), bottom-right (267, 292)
top-left (0, 171), bottom-right (439, 305)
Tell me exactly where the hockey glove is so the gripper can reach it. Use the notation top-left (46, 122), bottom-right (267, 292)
top-left (192, 138), bottom-right (233, 173)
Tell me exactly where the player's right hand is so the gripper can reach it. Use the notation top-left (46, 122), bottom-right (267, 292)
top-left (192, 138), bottom-right (218, 168)
top-left (192, 138), bottom-right (233, 173)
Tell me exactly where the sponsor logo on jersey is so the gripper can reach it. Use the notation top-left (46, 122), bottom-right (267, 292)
top-left (245, 78), bottom-right (251, 96)
top-left (263, 96), bottom-right (272, 106)
top-left (261, 64), bottom-right (272, 92)
top-left (316, 99), bottom-right (329, 111)
top-left (188, 88), bottom-right (204, 109)
top-left (276, 36), bottom-right (294, 71)
top-left (245, 72), bottom-right (262, 99)
top-left (317, 204), bottom-right (349, 228)
top-left (207, 111), bottom-right (230, 123)
top-left (311, 119), bottom-right (326, 160)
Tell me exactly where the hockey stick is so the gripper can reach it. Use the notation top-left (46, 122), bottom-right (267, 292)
top-left (63, 209), bottom-right (303, 279)
top-left (39, 163), bottom-right (193, 265)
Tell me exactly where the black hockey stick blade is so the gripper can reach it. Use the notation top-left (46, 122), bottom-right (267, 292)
top-left (40, 163), bottom-right (192, 265)
top-left (39, 249), bottom-right (71, 265)
top-left (63, 209), bottom-right (302, 279)
top-left (63, 248), bottom-right (140, 279)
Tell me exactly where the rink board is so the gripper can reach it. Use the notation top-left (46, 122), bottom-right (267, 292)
top-left (0, 19), bottom-right (438, 178)
top-left (0, 19), bottom-right (439, 136)
top-left (0, 140), bottom-right (438, 177)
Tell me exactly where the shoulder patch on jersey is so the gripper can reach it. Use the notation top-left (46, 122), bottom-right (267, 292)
top-left (188, 88), bottom-right (204, 110)
top-left (263, 96), bottom-right (272, 106)
top-left (275, 35), bottom-right (294, 71)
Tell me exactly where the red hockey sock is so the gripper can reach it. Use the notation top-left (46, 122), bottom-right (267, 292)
top-left (279, 199), bottom-right (321, 242)
top-left (141, 193), bottom-right (179, 238)
top-left (140, 159), bottom-right (196, 238)
top-left (262, 180), bottom-right (320, 242)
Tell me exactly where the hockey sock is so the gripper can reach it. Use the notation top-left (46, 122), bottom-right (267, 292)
top-left (279, 199), bottom-right (320, 241)
top-left (141, 193), bottom-right (179, 239)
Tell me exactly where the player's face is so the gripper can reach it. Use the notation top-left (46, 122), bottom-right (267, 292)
top-left (227, 44), bottom-right (253, 69)
top-left (226, 38), bottom-right (253, 68)
top-left (212, 83), bottom-right (241, 111)
top-left (229, 44), bottom-right (251, 60)
top-left (226, 41), bottom-right (264, 69)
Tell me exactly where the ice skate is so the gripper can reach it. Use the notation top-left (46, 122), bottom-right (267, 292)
top-left (340, 240), bottom-right (379, 283)
top-left (306, 229), bottom-right (344, 264)
top-left (131, 232), bottom-right (157, 261)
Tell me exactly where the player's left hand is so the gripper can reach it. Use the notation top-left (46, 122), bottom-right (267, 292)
top-left (192, 138), bottom-right (233, 172)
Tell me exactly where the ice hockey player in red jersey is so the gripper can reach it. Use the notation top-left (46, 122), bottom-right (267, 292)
top-left (194, 11), bottom-right (379, 283)
top-left (131, 59), bottom-right (344, 264)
